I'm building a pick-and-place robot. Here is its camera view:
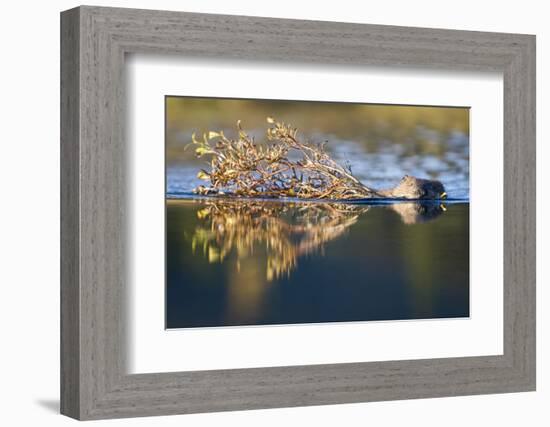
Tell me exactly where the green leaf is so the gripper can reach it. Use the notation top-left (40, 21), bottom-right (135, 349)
top-left (195, 147), bottom-right (212, 157)
top-left (197, 169), bottom-right (210, 180)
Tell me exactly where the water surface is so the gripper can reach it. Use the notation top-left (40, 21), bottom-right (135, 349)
top-left (166, 198), bottom-right (469, 329)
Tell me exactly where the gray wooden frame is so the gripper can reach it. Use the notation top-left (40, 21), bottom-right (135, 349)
top-left (60, 5), bottom-right (536, 420)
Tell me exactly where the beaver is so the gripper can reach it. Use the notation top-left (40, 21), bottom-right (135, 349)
top-left (376, 175), bottom-right (447, 200)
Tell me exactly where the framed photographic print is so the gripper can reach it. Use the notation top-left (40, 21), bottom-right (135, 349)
top-left (61, 6), bottom-right (536, 420)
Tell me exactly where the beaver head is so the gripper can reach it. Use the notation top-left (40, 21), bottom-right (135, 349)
top-left (388, 175), bottom-right (447, 200)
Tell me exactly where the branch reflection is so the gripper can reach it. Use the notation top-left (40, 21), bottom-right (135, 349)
top-left (187, 198), bottom-right (447, 281)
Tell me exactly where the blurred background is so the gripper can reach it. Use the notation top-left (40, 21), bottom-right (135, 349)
top-left (166, 96), bottom-right (470, 199)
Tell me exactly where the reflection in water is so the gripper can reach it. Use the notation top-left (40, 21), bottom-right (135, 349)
top-left (389, 202), bottom-right (446, 225)
top-left (166, 198), bottom-right (468, 329)
top-left (191, 200), bottom-right (362, 281)
top-left (187, 198), bottom-right (447, 281)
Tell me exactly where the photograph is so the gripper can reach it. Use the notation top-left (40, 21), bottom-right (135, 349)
top-left (51, 3), bottom-right (538, 421)
top-left (165, 97), bottom-right (470, 329)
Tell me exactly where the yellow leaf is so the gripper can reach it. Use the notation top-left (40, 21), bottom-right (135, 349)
top-left (208, 247), bottom-right (220, 263)
top-left (266, 116), bottom-right (275, 124)
top-left (196, 208), bottom-right (210, 219)
top-left (195, 147), bottom-right (211, 157)
top-left (197, 169), bottom-right (210, 180)
top-left (208, 131), bottom-right (221, 139)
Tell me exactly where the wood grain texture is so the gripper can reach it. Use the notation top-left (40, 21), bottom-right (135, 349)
top-left (60, 5), bottom-right (536, 420)
top-left (60, 7), bottom-right (80, 419)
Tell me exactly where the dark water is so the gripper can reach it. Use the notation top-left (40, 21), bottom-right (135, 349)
top-left (166, 198), bottom-right (469, 329)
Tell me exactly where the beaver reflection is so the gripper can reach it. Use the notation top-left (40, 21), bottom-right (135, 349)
top-left (189, 199), bottom-right (446, 280)
top-left (388, 202), bottom-right (447, 225)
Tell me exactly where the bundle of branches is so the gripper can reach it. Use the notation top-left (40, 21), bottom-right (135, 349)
top-left (190, 117), bottom-right (379, 200)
